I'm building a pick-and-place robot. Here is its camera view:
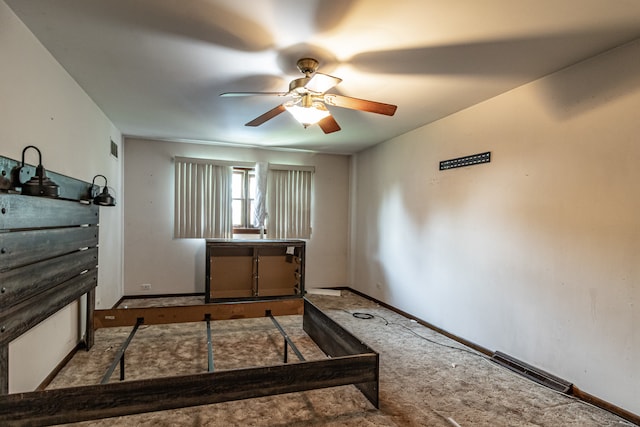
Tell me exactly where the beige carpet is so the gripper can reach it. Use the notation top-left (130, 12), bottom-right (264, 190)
top-left (47, 291), bottom-right (635, 426)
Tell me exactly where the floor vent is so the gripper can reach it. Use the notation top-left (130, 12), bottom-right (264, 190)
top-left (491, 351), bottom-right (573, 394)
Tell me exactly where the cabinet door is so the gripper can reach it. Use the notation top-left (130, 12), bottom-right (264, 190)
top-left (210, 247), bottom-right (255, 299)
top-left (257, 245), bottom-right (301, 297)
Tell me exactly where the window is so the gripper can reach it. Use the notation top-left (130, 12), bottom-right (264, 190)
top-left (174, 157), bottom-right (313, 239)
top-left (232, 168), bottom-right (257, 232)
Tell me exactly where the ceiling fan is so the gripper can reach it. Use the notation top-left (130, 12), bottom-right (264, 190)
top-left (220, 58), bottom-right (397, 134)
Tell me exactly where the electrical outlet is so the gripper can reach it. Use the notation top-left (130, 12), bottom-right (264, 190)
top-left (376, 282), bottom-right (383, 290)
top-left (141, 283), bottom-right (152, 290)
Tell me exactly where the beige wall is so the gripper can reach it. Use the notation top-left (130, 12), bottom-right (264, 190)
top-left (123, 138), bottom-right (350, 295)
top-left (1, 1), bottom-right (123, 392)
top-left (352, 39), bottom-right (640, 414)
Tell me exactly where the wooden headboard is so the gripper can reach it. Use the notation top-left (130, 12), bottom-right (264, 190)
top-left (0, 155), bottom-right (100, 394)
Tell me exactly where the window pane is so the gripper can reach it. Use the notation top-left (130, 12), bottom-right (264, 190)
top-left (232, 200), bottom-right (242, 226)
top-left (231, 168), bottom-right (258, 229)
top-left (249, 173), bottom-right (256, 199)
top-left (249, 200), bottom-right (255, 226)
top-left (232, 172), bottom-right (243, 199)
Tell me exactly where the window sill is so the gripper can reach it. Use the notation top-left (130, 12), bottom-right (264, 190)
top-left (233, 228), bottom-right (266, 235)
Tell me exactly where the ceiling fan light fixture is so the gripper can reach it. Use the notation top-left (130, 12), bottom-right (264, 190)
top-left (284, 102), bottom-right (330, 128)
top-left (304, 73), bottom-right (342, 93)
top-left (222, 57), bottom-right (397, 133)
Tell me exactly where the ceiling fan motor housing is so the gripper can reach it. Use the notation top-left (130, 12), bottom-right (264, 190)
top-left (296, 58), bottom-right (319, 75)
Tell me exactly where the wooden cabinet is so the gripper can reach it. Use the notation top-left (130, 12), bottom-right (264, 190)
top-left (205, 239), bottom-right (305, 302)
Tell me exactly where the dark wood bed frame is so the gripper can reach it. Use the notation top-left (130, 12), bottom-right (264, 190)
top-left (0, 155), bottom-right (379, 426)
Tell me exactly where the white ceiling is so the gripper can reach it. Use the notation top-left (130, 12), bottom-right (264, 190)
top-left (7, 0), bottom-right (640, 154)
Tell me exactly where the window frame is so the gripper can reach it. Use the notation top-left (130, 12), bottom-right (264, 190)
top-left (232, 167), bottom-right (260, 234)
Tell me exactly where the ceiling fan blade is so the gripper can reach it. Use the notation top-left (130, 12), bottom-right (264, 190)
top-left (245, 105), bottom-right (286, 127)
top-left (220, 91), bottom-right (287, 97)
top-left (323, 94), bottom-right (397, 116)
top-left (318, 114), bottom-right (341, 134)
top-left (304, 73), bottom-right (342, 93)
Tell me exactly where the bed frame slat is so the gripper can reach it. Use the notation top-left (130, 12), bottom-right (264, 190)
top-left (94, 298), bottom-right (304, 329)
top-left (303, 299), bottom-right (379, 407)
top-left (0, 194), bottom-right (98, 230)
top-left (0, 353), bottom-right (377, 426)
top-left (0, 347), bottom-right (6, 395)
top-left (0, 226), bottom-right (98, 271)
top-left (0, 247), bottom-right (98, 310)
top-left (0, 270), bottom-right (98, 346)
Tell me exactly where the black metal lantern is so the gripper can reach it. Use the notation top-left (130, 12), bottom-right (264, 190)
top-left (16, 146), bottom-right (59, 198)
top-left (88, 174), bottom-right (116, 206)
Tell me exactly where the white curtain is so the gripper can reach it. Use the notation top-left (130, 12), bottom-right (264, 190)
top-left (174, 158), bottom-right (233, 238)
top-left (253, 161), bottom-right (268, 229)
top-left (267, 165), bottom-right (313, 239)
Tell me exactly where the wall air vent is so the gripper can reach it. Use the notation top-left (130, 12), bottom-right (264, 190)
top-left (439, 151), bottom-right (490, 170)
top-left (110, 140), bottom-right (118, 158)
top-left (491, 351), bottom-right (573, 394)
